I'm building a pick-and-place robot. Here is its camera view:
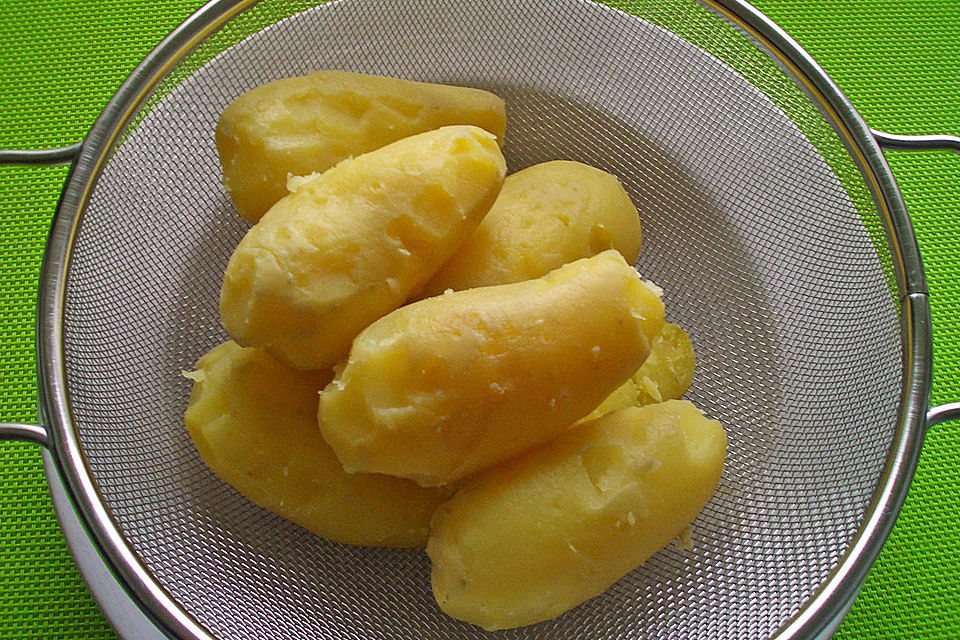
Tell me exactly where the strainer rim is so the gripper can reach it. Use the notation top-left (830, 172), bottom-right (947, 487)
top-left (35, 1), bottom-right (932, 639)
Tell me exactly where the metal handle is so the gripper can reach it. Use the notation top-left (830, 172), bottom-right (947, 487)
top-left (872, 130), bottom-right (960, 154)
top-left (0, 143), bottom-right (81, 166)
top-left (0, 423), bottom-right (50, 447)
top-left (0, 144), bottom-right (79, 447)
top-left (928, 402), bottom-right (960, 429)
top-left (874, 129), bottom-right (960, 428)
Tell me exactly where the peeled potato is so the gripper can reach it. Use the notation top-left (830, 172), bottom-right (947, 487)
top-left (319, 251), bottom-right (665, 486)
top-left (216, 70), bottom-right (507, 221)
top-left (428, 400), bottom-right (727, 630)
top-left (408, 159), bottom-right (675, 424)
top-left (220, 126), bottom-right (507, 370)
top-left (184, 341), bottom-right (450, 548)
top-left (581, 321), bottom-right (695, 422)
top-left (419, 160), bottom-right (642, 298)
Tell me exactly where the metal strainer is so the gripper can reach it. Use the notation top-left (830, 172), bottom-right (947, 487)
top-left (2, 0), bottom-right (959, 638)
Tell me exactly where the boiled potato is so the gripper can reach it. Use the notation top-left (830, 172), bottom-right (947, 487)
top-left (216, 71), bottom-right (507, 221)
top-left (220, 126), bottom-right (507, 370)
top-left (428, 400), bottom-right (727, 630)
top-left (419, 160), bottom-right (642, 297)
top-left (319, 251), bottom-right (665, 486)
top-left (409, 161), bottom-right (686, 422)
top-left (581, 321), bottom-right (695, 422)
top-left (184, 341), bottom-right (450, 548)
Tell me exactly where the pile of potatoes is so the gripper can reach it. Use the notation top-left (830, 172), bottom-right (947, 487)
top-left (185, 71), bottom-right (726, 631)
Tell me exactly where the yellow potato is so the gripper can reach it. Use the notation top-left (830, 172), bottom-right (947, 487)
top-left (428, 400), bottom-right (727, 630)
top-left (216, 71), bottom-right (507, 221)
top-left (420, 160), bottom-right (642, 297)
top-left (581, 321), bottom-right (695, 422)
top-left (408, 158), bottom-right (668, 423)
top-left (319, 251), bottom-right (665, 486)
top-left (184, 341), bottom-right (450, 548)
top-left (220, 126), bottom-right (507, 371)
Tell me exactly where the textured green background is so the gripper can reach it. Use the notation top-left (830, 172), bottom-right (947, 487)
top-left (0, 0), bottom-right (957, 638)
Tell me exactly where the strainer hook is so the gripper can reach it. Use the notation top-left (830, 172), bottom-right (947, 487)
top-left (0, 143), bottom-right (82, 166)
top-left (927, 402), bottom-right (960, 429)
top-left (0, 423), bottom-right (50, 448)
top-left (0, 146), bottom-right (78, 449)
top-left (872, 130), bottom-right (960, 154)
top-left (874, 130), bottom-right (960, 429)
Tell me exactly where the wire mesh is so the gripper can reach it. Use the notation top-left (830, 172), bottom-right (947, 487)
top-left (60, 0), bottom-right (902, 637)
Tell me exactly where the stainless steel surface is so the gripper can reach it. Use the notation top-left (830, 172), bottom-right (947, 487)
top-left (16, 0), bottom-right (952, 638)
top-left (872, 130), bottom-right (960, 154)
top-left (709, 0), bottom-right (927, 298)
top-left (775, 292), bottom-right (930, 640)
top-left (927, 402), bottom-right (960, 429)
top-left (43, 450), bottom-right (170, 640)
top-left (0, 143), bottom-right (81, 165)
top-left (0, 422), bottom-right (50, 447)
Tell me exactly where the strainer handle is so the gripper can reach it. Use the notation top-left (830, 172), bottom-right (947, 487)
top-left (874, 131), bottom-right (960, 427)
top-left (0, 143), bottom-right (81, 165)
top-left (872, 130), bottom-right (960, 154)
top-left (0, 423), bottom-right (50, 447)
top-left (0, 144), bottom-right (78, 447)
top-left (872, 130), bottom-right (960, 428)
top-left (928, 403), bottom-right (960, 428)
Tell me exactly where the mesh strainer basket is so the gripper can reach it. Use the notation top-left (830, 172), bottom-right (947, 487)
top-left (2, 0), bottom-right (959, 638)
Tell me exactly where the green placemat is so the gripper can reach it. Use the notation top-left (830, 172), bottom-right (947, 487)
top-left (0, 1), bottom-right (957, 638)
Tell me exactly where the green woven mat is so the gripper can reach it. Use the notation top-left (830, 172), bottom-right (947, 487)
top-left (0, 1), bottom-right (957, 638)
